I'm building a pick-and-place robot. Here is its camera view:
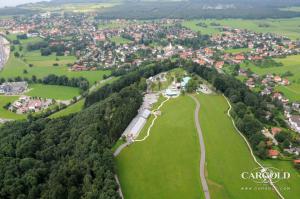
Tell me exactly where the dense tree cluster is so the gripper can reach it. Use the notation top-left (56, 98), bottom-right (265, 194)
top-left (41, 74), bottom-right (90, 90)
top-left (0, 85), bottom-right (143, 198)
top-left (173, 33), bottom-right (211, 50)
top-left (27, 41), bottom-right (66, 56)
top-left (0, 75), bottom-right (89, 91)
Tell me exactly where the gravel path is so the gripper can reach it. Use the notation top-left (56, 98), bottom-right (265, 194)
top-left (190, 95), bottom-right (211, 199)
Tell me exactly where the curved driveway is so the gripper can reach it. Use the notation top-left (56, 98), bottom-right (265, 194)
top-left (190, 95), bottom-right (211, 199)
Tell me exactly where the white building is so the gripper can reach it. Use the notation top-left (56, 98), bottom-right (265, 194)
top-left (289, 115), bottom-right (300, 133)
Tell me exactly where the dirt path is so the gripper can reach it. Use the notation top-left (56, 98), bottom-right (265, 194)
top-left (189, 95), bottom-right (211, 199)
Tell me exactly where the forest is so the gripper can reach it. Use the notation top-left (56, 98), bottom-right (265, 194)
top-left (0, 85), bottom-right (143, 198)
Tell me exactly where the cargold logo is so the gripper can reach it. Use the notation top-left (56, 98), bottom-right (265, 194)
top-left (241, 167), bottom-right (290, 184)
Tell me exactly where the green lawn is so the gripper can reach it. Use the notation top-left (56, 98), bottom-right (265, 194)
top-left (196, 93), bottom-right (277, 199)
top-left (183, 18), bottom-right (300, 40)
top-left (276, 85), bottom-right (300, 102)
top-left (0, 96), bottom-right (26, 120)
top-left (110, 36), bottom-right (132, 44)
top-left (224, 48), bottom-right (251, 54)
top-left (49, 100), bottom-right (84, 119)
top-left (23, 51), bottom-right (76, 67)
top-left (27, 84), bottom-right (80, 100)
top-left (116, 96), bottom-right (204, 199)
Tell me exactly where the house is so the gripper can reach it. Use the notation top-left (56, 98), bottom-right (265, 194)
top-left (294, 159), bottom-right (300, 164)
top-left (281, 79), bottom-right (289, 86)
top-left (204, 48), bottom-right (213, 56)
top-left (268, 149), bottom-right (279, 159)
top-left (215, 61), bottom-right (224, 69)
top-left (235, 54), bottom-right (245, 61)
top-left (71, 64), bottom-right (87, 71)
top-left (272, 92), bottom-right (283, 100)
top-left (274, 75), bottom-right (282, 83)
top-left (271, 127), bottom-right (282, 136)
top-left (289, 115), bottom-right (300, 133)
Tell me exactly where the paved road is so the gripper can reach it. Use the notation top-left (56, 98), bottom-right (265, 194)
top-left (190, 95), bottom-right (211, 199)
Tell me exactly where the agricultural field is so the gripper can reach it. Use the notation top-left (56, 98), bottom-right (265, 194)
top-left (196, 93), bottom-right (277, 199)
top-left (0, 96), bottom-right (26, 120)
top-left (49, 100), bottom-right (84, 119)
top-left (240, 55), bottom-right (300, 101)
top-left (183, 18), bottom-right (300, 40)
top-left (116, 96), bottom-right (204, 199)
top-left (26, 84), bottom-right (80, 100)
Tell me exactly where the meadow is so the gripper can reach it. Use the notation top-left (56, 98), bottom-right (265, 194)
top-left (0, 96), bottom-right (26, 120)
top-left (49, 100), bottom-right (84, 119)
top-left (196, 93), bottom-right (277, 199)
top-left (116, 96), bottom-right (204, 199)
top-left (110, 36), bottom-right (132, 44)
top-left (224, 48), bottom-right (251, 54)
top-left (183, 18), bottom-right (300, 40)
top-left (27, 84), bottom-right (80, 100)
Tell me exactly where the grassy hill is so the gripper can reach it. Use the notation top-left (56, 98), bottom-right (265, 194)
top-left (197, 93), bottom-right (277, 199)
top-left (116, 96), bottom-right (204, 199)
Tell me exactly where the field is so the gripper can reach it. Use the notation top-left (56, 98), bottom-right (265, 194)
top-left (116, 96), bottom-right (204, 199)
top-left (196, 93), bottom-right (277, 199)
top-left (240, 55), bottom-right (300, 101)
top-left (224, 48), bottom-right (251, 54)
top-left (0, 96), bottom-right (26, 120)
top-left (183, 18), bottom-right (300, 40)
top-left (182, 20), bottom-right (220, 35)
top-left (20, 2), bottom-right (119, 13)
top-left (49, 100), bottom-right (84, 119)
top-left (26, 84), bottom-right (80, 100)
top-left (110, 36), bottom-right (132, 44)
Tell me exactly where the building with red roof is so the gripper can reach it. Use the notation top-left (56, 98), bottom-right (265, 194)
top-left (268, 149), bottom-right (279, 159)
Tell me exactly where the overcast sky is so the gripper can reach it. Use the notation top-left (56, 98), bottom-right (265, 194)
top-left (0, 0), bottom-right (49, 8)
